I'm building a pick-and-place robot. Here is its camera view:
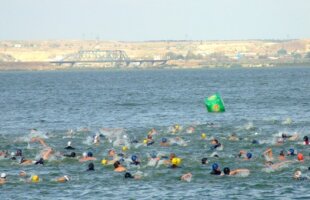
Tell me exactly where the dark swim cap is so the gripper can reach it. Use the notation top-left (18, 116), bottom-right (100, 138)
top-left (304, 136), bottom-right (309, 141)
top-left (223, 167), bottom-right (230, 175)
top-left (162, 138), bottom-right (167, 143)
top-left (212, 163), bottom-right (219, 170)
top-left (125, 172), bottom-right (134, 179)
top-left (252, 140), bottom-right (259, 144)
top-left (289, 148), bottom-right (294, 155)
top-left (87, 152), bottom-right (93, 157)
top-left (246, 152), bottom-right (252, 159)
top-left (71, 152), bottom-right (76, 157)
top-left (201, 158), bottom-right (208, 164)
top-left (35, 158), bottom-right (44, 165)
top-left (131, 155), bottom-right (137, 161)
top-left (16, 149), bottom-right (22, 156)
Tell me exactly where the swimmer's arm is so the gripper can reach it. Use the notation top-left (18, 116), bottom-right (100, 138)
top-left (31, 137), bottom-right (49, 147)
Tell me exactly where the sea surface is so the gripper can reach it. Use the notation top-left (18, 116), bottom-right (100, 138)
top-left (0, 66), bottom-right (310, 199)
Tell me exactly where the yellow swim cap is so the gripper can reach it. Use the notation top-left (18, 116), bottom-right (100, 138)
top-left (171, 157), bottom-right (178, 165)
top-left (201, 133), bottom-right (206, 139)
top-left (101, 159), bottom-right (108, 165)
top-left (31, 175), bottom-right (39, 183)
top-left (122, 146), bottom-right (128, 152)
top-left (143, 139), bottom-right (148, 144)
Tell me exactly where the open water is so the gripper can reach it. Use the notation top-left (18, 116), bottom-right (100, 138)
top-left (0, 67), bottom-right (310, 199)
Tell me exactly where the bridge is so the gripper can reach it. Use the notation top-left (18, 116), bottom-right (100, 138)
top-left (50, 50), bottom-right (168, 67)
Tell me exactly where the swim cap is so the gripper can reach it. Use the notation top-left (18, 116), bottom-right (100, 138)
top-left (223, 167), bottom-right (230, 175)
top-left (212, 163), bottom-right (219, 171)
top-left (122, 146), bottom-right (128, 152)
top-left (303, 136), bottom-right (308, 141)
top-left (143, 139), bottom-right (148, 144)
top-left (289, 148), bottom-right (295, 155)
top-left (131, 155), bottom-right (137, 162)
top-left (125, 172), bottom-right (133, 179)
top-left (171, 157), bottom-right (178, 165)
top-left (252, 140), bottom-right (259, 144)
top-left (64, 175), bottom-right (70, 181)
top-left (31, 175), bottom-right (39, 183)
top-left (297, 153), bottom-right (304, 161)
top-left (151, 152), bottom-right (157, 158)
top-left (246, 152), bottom-right (252, 159)
top-left (101, 159), bottom-right (108, 165)
top-left (162, 138), bottom-right (167, 143)
top-left (176, 158), bottom-right (182, 165)
top-left (67, 141), bottom-right (72, 146)
top-left (82, 152), bottom-right (87, 157)
top-left (201, 133), bottom-right (206, 139)
top-left (201, 157), bottom-right (208, 164)
top-left (11, 152), bottom-right (16, 157)
top-left (0, 173), bottom-right (6, 178)
top-left (16, 149), bottom-right (22, 156)
top-left (87, 152), bottom-right (93, 157)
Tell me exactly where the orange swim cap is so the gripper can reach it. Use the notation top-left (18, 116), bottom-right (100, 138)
top-left (297, 153), bottom-right (304, 161)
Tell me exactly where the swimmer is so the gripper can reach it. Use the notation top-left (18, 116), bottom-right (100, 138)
top-left (124, 172), bottom-right (141, 180)
top-left (56, 175), bottom-right (70, 183)
top-left (228, 133), bottom-right (240, 141)
top-left (35, 158), bottom-right (44, 165)
top-left (201, 133), bottom-right (207, 140)
top-left (160, 138), bottom-right (170, 147)
top-left (146, 134), bottom-right (155, 146)
top-left (297, 153), bottom-right (304, 162)
top-left (114, 161), bottom-right (126, 172)
top-left (93, 134), bottom-right (100, 145)
top-left (287, 148), bottom-right (296, 156)
top-left (222, 167), bottom-right (250, 176)
top-left (30, 175), bottom-right (40, 183)
top-left (19, 157), bottom-right (35, 165)
top-left (30, 137), bottom-right (54, 160)
top-left (282, 132), bottom-right (299, 141)
top-left (64, 141), bottom-right (75, 150)
top-left (181, 173), bottom-right (192, 182)
top-left (201, 158), bottom-right (208, 165)
top-left (186, 127), bottom-right (195, 134)
top-left (148, 128), bottom-right (158, 137)
top-left (303, 136), bottom-right (309, 145)
top-left (79, 152), bottom-right (97, 162)
top-left (264, 160), bottom-right (294, 170)
top-left (0, 173), bottom-right (7, 184)
top-left (251, 139), bottom-right (259, 144)
top-left (278, 150), bottom-right (286, 161)
top-left (131, 155), bottom-right (141, 166)
top-left (87, 163), bottom-right (95, 171)
top-left (238, 150), bottom-right (252, 160)
top-left (210, 163), bottom-right (221, 175)
top-left (293, 170), bottom-right (308, 180)
top-left (170, 157), bottom-right (181, 168)
top-left (210, 139), bottom-right (223, 150)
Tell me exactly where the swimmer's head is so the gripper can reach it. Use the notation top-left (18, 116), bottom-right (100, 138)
top-left (212, 163), bottom-right (219, 171)
top-left (16, 149), bottom-right (22, 156)
top-left (82, 152), bottom-right (87, 157)
top-left (294, 170), bottom-right (302, 179)
top-left (19, 171), bottom-right (26, 177)
top-left (201, 133), bottom-right (206, 139)
top-left (122, 146), bottom-right (128, 152)
top-left (151, 152), bottom-right (157, 159)
top-left (31, 175), bottom-right (39, 183)
top-left (162, 138), bottom-right (167, 143)
top-left (87, 152), bottom-right (93, 157)
top-left (1, 173), bottom-right (6, 179)
top-left (246, 152), bottom-right (252, 159)
top-left (303, 136), bottom-right (309, 141)
top-left (288, 148), bottom-right (295, 155)
top-left (114, 161), bottom-right (120, 169)
top-left (70, 152), bottom-right (76, 157)
top-left (251, 140), bottom-right (259, 144)
top-left (279, 150), bottom-right (285, 156)
top-left (64, 175), bottom-right (70, 181)
top-left (101, 159), bottom-right (108, 165)
top-left (11, 152), bottom-right (16, 157)
top-left (131, 155), bottom-right (138, 162)
top-left (108, 149), bottom-right (116, 156)
top-left (297, 153), bottom-right (304, 161)
top-left (223, 167), bottom-right (230, 175)
top-left (201, 158), bottom-right (208, 164)
top-left (125, 172), bottom-right (133, 179)
top-left (143, 139), bottom-right (148, 144)
top-left (67, 141), bottom-right (72, 146)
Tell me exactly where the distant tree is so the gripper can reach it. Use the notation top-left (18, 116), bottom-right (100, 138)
top-left (277, 48), bottom-right (287, 56)
top-left (291, 52), bottom-right (302, 60)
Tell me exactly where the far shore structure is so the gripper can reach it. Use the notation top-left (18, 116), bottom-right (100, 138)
top-left (0, 39), bottom-right (310, 71)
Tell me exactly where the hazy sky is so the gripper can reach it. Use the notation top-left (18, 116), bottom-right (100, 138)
top-left (0, 0), bottom-right (309, 41)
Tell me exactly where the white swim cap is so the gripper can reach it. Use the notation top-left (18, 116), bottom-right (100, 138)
top-left (11, 152), bottom-right (16, 156)
top-left (1, 173), bottom-right (6, 178)
top-left (64, 175), bottom-right (70, 181)
top-left (83, 152), bottom-right (87, 157)
top-left (123, 135), bottom-right (127, 139)
top-left (68, 141), bottom-right (72, 146)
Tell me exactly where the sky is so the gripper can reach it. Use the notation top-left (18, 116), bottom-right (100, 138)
top-left (0, 0), bottom-right (309, 41)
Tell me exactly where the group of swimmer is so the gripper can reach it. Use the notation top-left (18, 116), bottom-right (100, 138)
top-left (0, 125), bottom-right (310, 185)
